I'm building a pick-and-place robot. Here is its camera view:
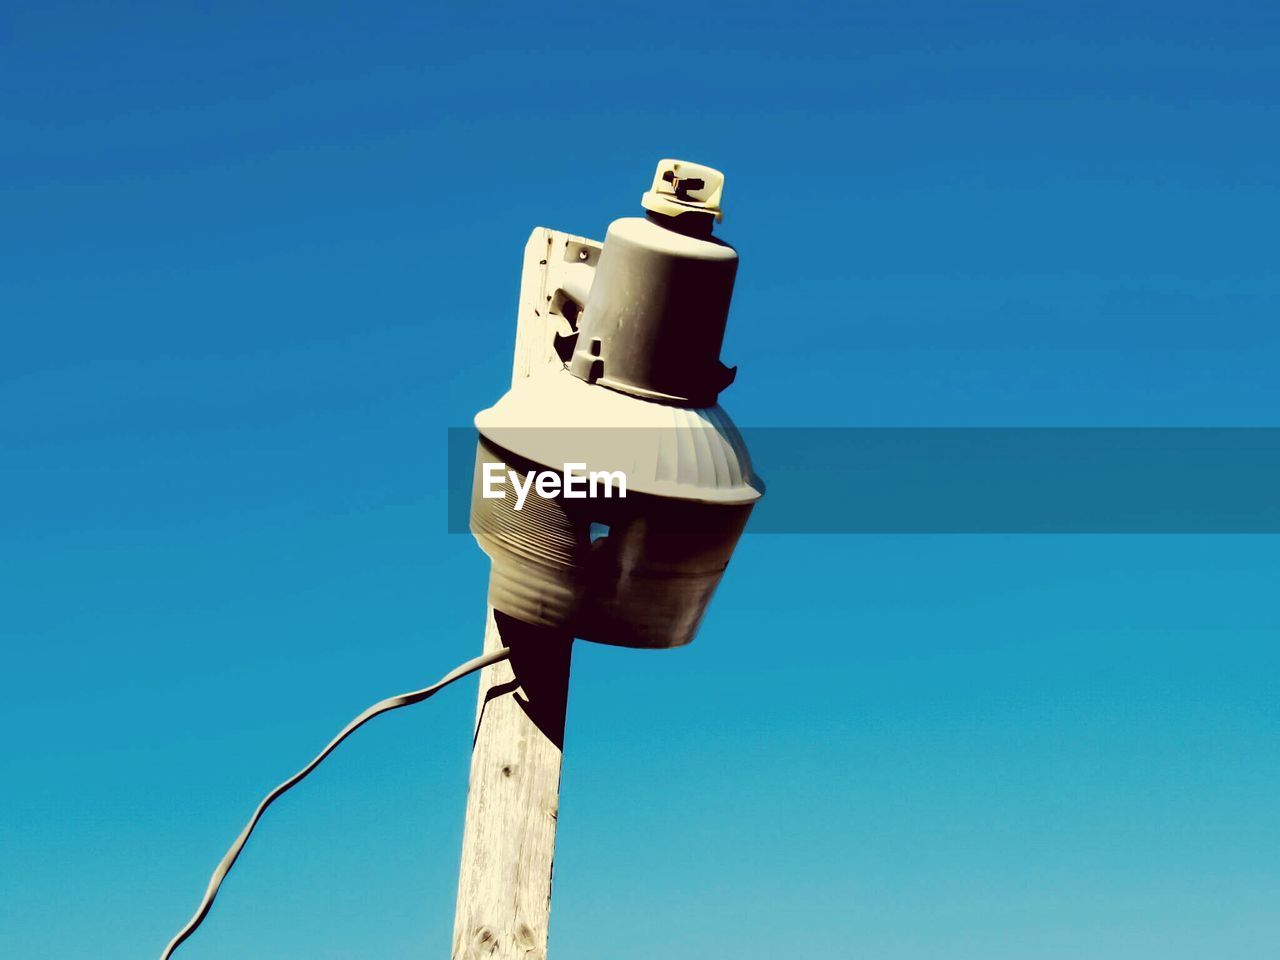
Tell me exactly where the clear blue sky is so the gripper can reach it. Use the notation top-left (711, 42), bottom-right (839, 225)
top-left (2, 3), bottom-right (1278, 958)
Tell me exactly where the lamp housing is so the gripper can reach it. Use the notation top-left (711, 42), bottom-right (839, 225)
top-left (469, 160), bottom-right (762, 649)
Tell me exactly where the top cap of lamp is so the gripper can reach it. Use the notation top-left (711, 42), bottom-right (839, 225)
top-left (570, 158), bottom-right (739, 406)
top-left (641, 159), bottom-right (725, 223)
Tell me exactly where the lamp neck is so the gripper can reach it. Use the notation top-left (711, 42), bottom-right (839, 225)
top-left (645, 210), bottom-right (716, 239)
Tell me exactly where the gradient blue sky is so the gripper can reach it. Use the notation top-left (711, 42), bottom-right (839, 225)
top-left (2, 3), bottom-right (1278, 958)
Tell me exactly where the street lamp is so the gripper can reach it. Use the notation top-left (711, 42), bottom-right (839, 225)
top-left (470, 159), bottom-right (764, 649)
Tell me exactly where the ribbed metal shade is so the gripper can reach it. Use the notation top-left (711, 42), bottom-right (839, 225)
top-left (470, 369), bottom-right (761, 649)
top-left (474, 368), bottom-right (762, 505)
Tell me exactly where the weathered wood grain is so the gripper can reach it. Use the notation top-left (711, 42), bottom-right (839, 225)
top-left (451, 227), bottom-right (600, 960)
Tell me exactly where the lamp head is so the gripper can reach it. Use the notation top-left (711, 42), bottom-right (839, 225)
top-left (470, 160), bottom-right (761, 649)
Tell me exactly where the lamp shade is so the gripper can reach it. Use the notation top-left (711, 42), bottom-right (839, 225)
top-left (474, 368), bottom-right (762, 505)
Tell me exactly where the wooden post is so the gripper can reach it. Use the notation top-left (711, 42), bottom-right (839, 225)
top-left (452, 228), bottom-right (601, 960)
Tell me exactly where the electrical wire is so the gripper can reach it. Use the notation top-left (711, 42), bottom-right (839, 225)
top-left (159, 646), bottom-right (512, 960)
